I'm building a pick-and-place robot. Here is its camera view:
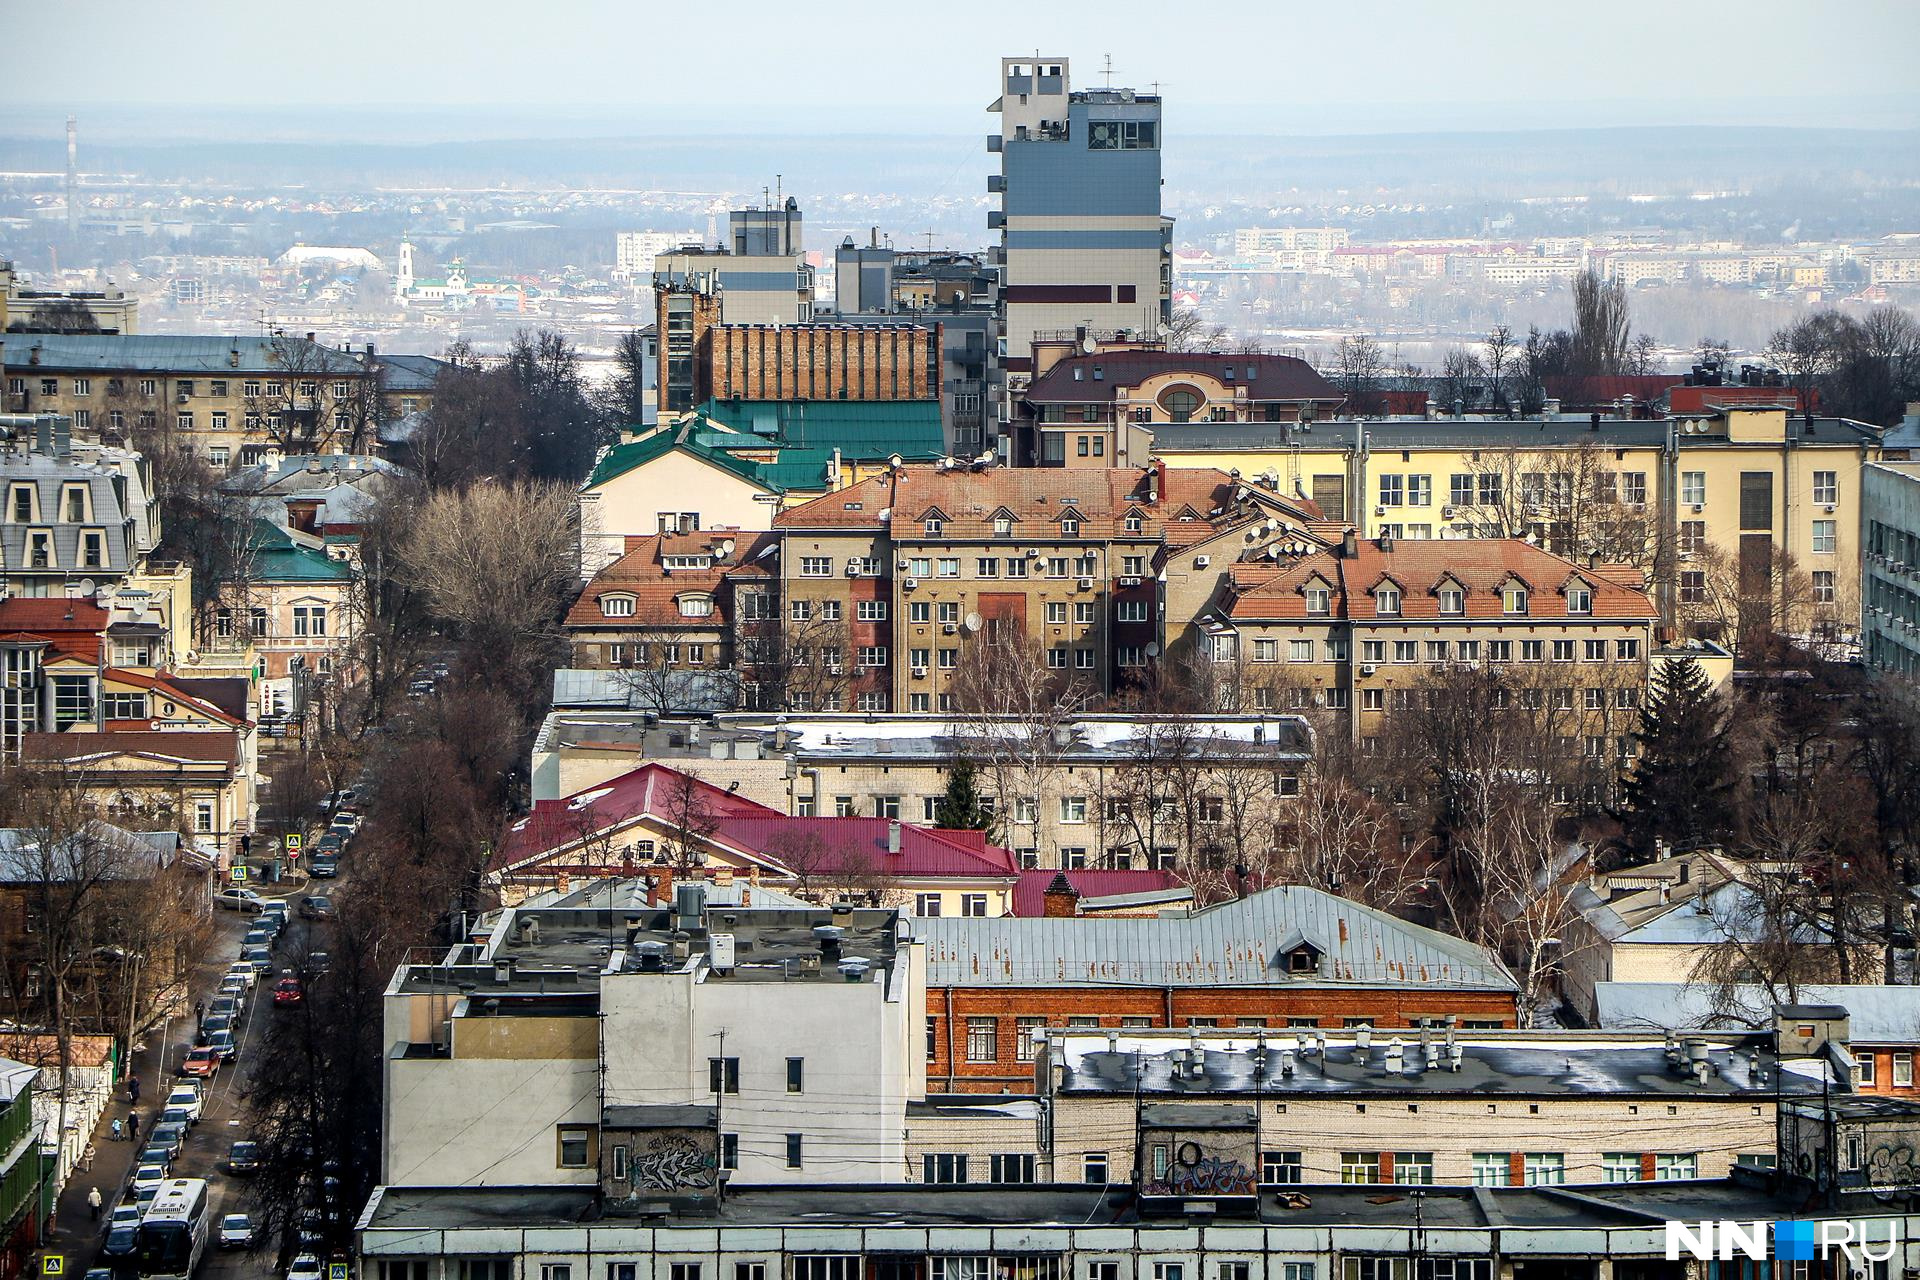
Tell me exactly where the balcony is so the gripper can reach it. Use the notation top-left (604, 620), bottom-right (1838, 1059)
top-left (987, 211), bottom-right (1006, 230)
top-left (987, 134), bottom-right (1002, 153)
top-left (987, 175), bottom-right (1006, 194)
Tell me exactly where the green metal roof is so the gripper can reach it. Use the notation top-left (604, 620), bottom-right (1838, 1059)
top-left (584, 428), bottom-right (785, 493)
top-left (247, 521), bottom-right (353, 583)
top-left (698, 398), bottom-right (944, 460)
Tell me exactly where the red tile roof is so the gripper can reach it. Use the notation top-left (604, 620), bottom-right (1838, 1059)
top-left (566, 531), bottom-right (772, 629)
top-left (1010, 868), bottom-right (1185, 916)
top-left (493, 763), bottom-right (1018, 882)
top-left (0, 599), bottom-right (109, 661)
top-left (105, 668), bottom-right (248, 727)
top-left (1227, 538), bottom-right (1654, 622)
top-left (1024, 351), bottom-right (1340, 406)
top-left (22, 730), bottom-right (239, 766)
top-left (776, 464), bottom-right (1325, 542)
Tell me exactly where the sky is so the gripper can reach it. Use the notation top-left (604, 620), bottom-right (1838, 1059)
top-left (5, 0), bottom-right (1920, 137)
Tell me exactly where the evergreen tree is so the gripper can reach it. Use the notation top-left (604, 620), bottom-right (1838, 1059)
top-left (1618, 657), bottom-right (1741, 855)
top-left (934, 757), bottom-right (991, 831)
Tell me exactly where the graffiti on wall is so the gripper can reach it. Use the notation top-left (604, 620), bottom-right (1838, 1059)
top-left (631, 1132), bottom-right (717, 1191)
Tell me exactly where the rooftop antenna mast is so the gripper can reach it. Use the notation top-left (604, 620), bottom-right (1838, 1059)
top-left (1101, 55), bottom-right (1114, 88)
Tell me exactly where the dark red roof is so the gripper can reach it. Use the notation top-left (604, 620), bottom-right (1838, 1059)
top-left (1010, 868), bottom-right (1185, 916)
top-left (1025, 351), bottom-right (1339, 406)
top-left (22, 730), bottom-right (238, 766)
top-left (493, 763), bottom-right (1019, 881)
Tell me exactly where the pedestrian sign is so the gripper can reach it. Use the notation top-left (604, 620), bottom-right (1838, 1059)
top-left (329, 1265), bottom-right (350, 1280)
top-left (42, 1256), bottom-right (62, 1277)
top-left (230, 865), bottom-right (249, 883)
top-left (285, 833), bottom-right (304, 851)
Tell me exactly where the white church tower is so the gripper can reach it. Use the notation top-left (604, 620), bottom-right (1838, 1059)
top-left (395, 237), bottom-right (415, 301)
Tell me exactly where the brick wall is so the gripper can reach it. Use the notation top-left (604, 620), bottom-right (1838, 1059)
top-left (924, 985), bottom-right (1518, 1092)
top-left (708, 324), bottom-right (940, 402)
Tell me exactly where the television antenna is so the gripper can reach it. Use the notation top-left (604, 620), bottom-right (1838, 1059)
top-left (1101, 55), bottom-right (1114, 88)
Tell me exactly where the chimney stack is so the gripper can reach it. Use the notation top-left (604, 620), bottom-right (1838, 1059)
top-left (1041, 871), bottom-right (1080, 917)
top-left (887, 820), bottom-right (902, 854)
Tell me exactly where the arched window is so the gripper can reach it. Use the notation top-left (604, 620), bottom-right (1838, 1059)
top-left (1161, 389), bottom-right (1202, 423)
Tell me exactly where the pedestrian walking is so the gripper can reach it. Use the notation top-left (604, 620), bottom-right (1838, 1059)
top-left (127, 1112), bottom-right (139, 1142)
top-left (87, 1186), bottom-right (101, 1221)
top-left (194, 998), bottom-right (205, 1028)
top-left (127, 1074), bottom-right (140, 1105)
top-left (110, 1118), bottom-right (122, 1142)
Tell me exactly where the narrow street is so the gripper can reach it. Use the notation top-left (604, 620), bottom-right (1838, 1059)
top-left (43, 852), bottom-right (346, 1280)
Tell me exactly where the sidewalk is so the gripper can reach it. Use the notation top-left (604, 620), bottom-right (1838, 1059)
top-left (40, 908), bottom-right (248, 1271)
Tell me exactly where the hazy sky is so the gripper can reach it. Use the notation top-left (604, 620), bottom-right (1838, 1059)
top-left (7, 0), bottom-right (1920, 135)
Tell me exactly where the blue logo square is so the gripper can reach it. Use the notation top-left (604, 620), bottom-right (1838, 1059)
top-left (1776, 1220), bottom-right (1817, 1261)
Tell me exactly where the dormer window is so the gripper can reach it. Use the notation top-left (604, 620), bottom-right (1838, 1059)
top-left (601, 595), bottom-right (637, 618)
top-left (1503, 584), bottom-right (1529, 615)
top-left (994, 516), bottom-right (1013, 536)
top-left (1437, 584), bottom-right (1465, 616)
top-left (7, 484), bottom-right (33, 523)
top-left (1305, 582), bottom-right (1331, 616)
top-left (677, 594), bottom-right (714, 618)
top-left (1375, 585), bottom-right (1402, 615)
top-left (62, 484), bottom-right (87, 523)
top-left (27, 531), bottom-right (53, 569)
top-left (925, 516), bottom-right (944, 536)
top-left (80, 531), bottom-right (106, 569)
top-left (1061, 515), bottom-right (1080, 537)
top-left (1287, 947), bottom-right (1317, 974)
top-left (1566, 582), bottom-right (1593, 615)
top-left (1124, 511), bottom-right (1143, 533)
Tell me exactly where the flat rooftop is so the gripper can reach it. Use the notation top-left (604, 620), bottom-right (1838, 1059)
top-left (395, 897), bottom-right (900, 998)
top-left (361, 1179), bottom-right (1850, 1235)
top-left (1046, 1029), bottom-right (1822, 1098)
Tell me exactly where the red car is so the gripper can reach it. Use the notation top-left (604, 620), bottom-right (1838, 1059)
top-left (273, 976), bottom-right (304, 1007)
top-left (180, 1046), bottom-right (220, 1078)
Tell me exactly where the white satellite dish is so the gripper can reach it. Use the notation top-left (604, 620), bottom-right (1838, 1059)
top-left (1146, 642), bottom-right (1161, 657)
top-left (962, 613), bottom-right (983, 633)
top-left (77, 578), bottom-right (97, 596)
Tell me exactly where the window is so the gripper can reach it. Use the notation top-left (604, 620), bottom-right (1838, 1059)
top-left (72, 377), bottom-right (92, 396)
top-left (936, 557), bottom-right (959, 578)
top-left (966, 1018), bottom-right (998, 1061)
top-left (1305, 584), bottom-right (1331, 615)
top-left (1407, 474), bottom-right (1431, 506)
top-left (194, 800), bottom-right (215, 835)
top-left (1061, 516), bottom-right (1080, 536)
top-left (785, 1134), bottom-right (803, 1168)
top-left (1006, 557), bottom-right (1028, 578)
top-left (1813, 471), bottom-right (1838, 504)
top-left (925, 516), bottom-right (944, 535)
top-left (1655, 1152), bottom-right (1698, 1180)
top-left (1046, 601), bottom-right (1068, 625)
top-left (1394, 1152), bottom-right (1434, 1184)
top-left (1340, 1152), bottom-right (1382, 1183)
top-left (103, 693), bottom-right (147, 720)
top-left (1812, 519), bottom-right (1836, 554)
top-left (799, 556), bottom-right (832, 577)
top-left (1379, 475), bottom-right (1404, 507)
top-left (1858, 1054), bottom-right (1878, 1086)
top-left (668, 1267), bottom-right (697, 1280)
top-left (80, 530), bottom-right (106, 568)
top-left (857, 646), bottom-right (888, 668)
top-left (990, 1153), bottom-right (1036, 1184)
top-left (1621, 471), bottom-right (1647, 505)
top-left (1048, 646), bottom-right (1068, 669)
top-left (679, 594), bottom-right (714, 618)
top-left (1290, 639), bottom-right (1314, 663)
top-left (1895, 1052), bottom-right (1913, 1087)
top-left (709, 1057), bottom-right (739, 1093)
top-left (1681, 471), bottom-right (1706, 505)
top-left (51, 676), bottom-right (91, 727)
top-left (1261, 1150), bottom-right (1303, 1184)
top-left (1566, 584), bottom-right (1592, 615)
top-left (1393, 640), bottom-right (1417, 663)
top-left (923, 1153), bottom-right (968, 1184)
top-left (961, 893), bottom-right (988, 917)
top-left (1426, 641), bottom-right (1449, 662)
top-left (1552, 640), bottom-right (1576, 662)
top-left (1375, 585), bottom-right (1401, 615)
top-left (1117, 600), bottom-right (1148, 623)
top-left (1437, 585), bottom-right (1464, 615)
top-left (1522, 1152), bottom-right (1565, 1185)
top-left (1602, 1152), bottom-right (1643, 1182)
top-left (1472, 1152), bottom-right (1510, 1186)
top-left (1680, 570), bottom-right (1706, 604)
top-left (556, 1125), bottom-right (593, 1168)
top-left (1502, 584), bottom-right (1529, 614)
top-left (1520, 639), bottom-right (1543, 661)
top-left (1084, 1152), bottom-right (1110, 1184)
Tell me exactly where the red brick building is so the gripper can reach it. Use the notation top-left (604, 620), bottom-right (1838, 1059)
top-left (917, 886), bottom-right (1519, 1092)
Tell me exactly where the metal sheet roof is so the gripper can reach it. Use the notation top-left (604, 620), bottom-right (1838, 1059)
top-left (918, 884), bottom-right (1514, 990)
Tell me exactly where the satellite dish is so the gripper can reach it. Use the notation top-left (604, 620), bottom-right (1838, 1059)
top-left (962, 613), bottom-right (983, 633)
top-left (1146, 642), bottom-right (1161, 657)
top-left (78, 578), bottom-right (97, 596)
top-left (1080, 334), bottom-right (1097, 355)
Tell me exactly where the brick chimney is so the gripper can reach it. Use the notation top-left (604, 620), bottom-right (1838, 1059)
top-left (1042, 871), bottom-right (1080, 917)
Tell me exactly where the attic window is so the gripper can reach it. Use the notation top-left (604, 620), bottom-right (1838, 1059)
top-left (1092, 366), bottom-right (1104, 381)
top-left (1375, 585), bottom-right (1402, 616)
top-left (601, 595), bottom-right (636, 618)
top-left (1503, 584), bottom-right (1529, 615)
top-left (925, 517), bottom-right (944, 536)
top-left (1061, 515), bottom-right (1080, 536)
top-left (1124, 511), bottom-right (1143, 533)
top-left (1287, 949), bottom-right (1316, 974)
top-left (1223, 367), bottom-right (1235, 381)
top-left (994, 516), bottom-right (1013, 536)
top-left (1438, 584), bottom-right (1465, 616)
top-left (1566, 582), bottom-right (1593, 615)
top-left (843, 501), bottom-right (863, 510)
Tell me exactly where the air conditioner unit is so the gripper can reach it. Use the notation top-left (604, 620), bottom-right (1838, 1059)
top-left (943, 623), bottom-right (958, 634)
top-left (1440, 506), bottom-right (1454, 519)
top-left (1026, 548), bottom-right (1040, 558)
top-left (1691, 503), bottom-right (1704, 513)
top-left (1360, 664), bottom-right (1377, 676)
top-left (1194, 555), bottom-right (1211, 568)
top-left (1118, 575), bottom-right (1142, 587)
top-left (1374, 506), bottom-right (1386, 516)
top-left (845, 563), bottom-right (860, 576)
top-left (911, 666), bottom-right (928, 678)
top-left (1824, 504), bottom-right (1837, 514)
top-left (897, 559), bottom-right (911, 570)
top-left (1077, 577), bottom-right (1094, 590)
top-left (903, 578), bottom-right (919, 590)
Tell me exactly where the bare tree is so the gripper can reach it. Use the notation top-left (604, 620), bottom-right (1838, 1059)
top-left (1287, 775), bottom-right (1411, 908)
top-left (1438, 346), bottom-right (1485, 414)
top-left (658, 769), bottom-right (721, 869)
top-left (1570, 269), bottom-right (1631, 377)
top-left (1331, 335), bottom-right (1387, 416)
top-left (1483, 325), bottom-right (1517, 411)
top-left (1165, 306), bottom-right (1230, 353)
top-left (244, 330), bottom-right (363, 456)
top-left (948, 633), bottom-right (1080, 862)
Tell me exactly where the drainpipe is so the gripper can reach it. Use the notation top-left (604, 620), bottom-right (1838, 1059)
top-left (944, 985), bottom-right (956, 1093)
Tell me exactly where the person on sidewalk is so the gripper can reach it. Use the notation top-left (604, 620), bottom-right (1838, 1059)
top-left (127, 1074), bottom-right (140, 1105)
top-left (87, 1186), bottom-right (102, 1221)
top-left (127, 1112), bottom-right (139, 1142)
top-left (110, 1118), bottom-right (122, 1142)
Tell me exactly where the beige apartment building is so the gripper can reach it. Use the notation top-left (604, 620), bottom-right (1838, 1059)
top-left (2, 333), bottom-right (439, 463)
top-left (1200, 534), bottom-right (1656, 764)
top-left (769, 462), bottom-right (1330, 713)
top-left (1151, 405), bottom-right (1881, 640)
